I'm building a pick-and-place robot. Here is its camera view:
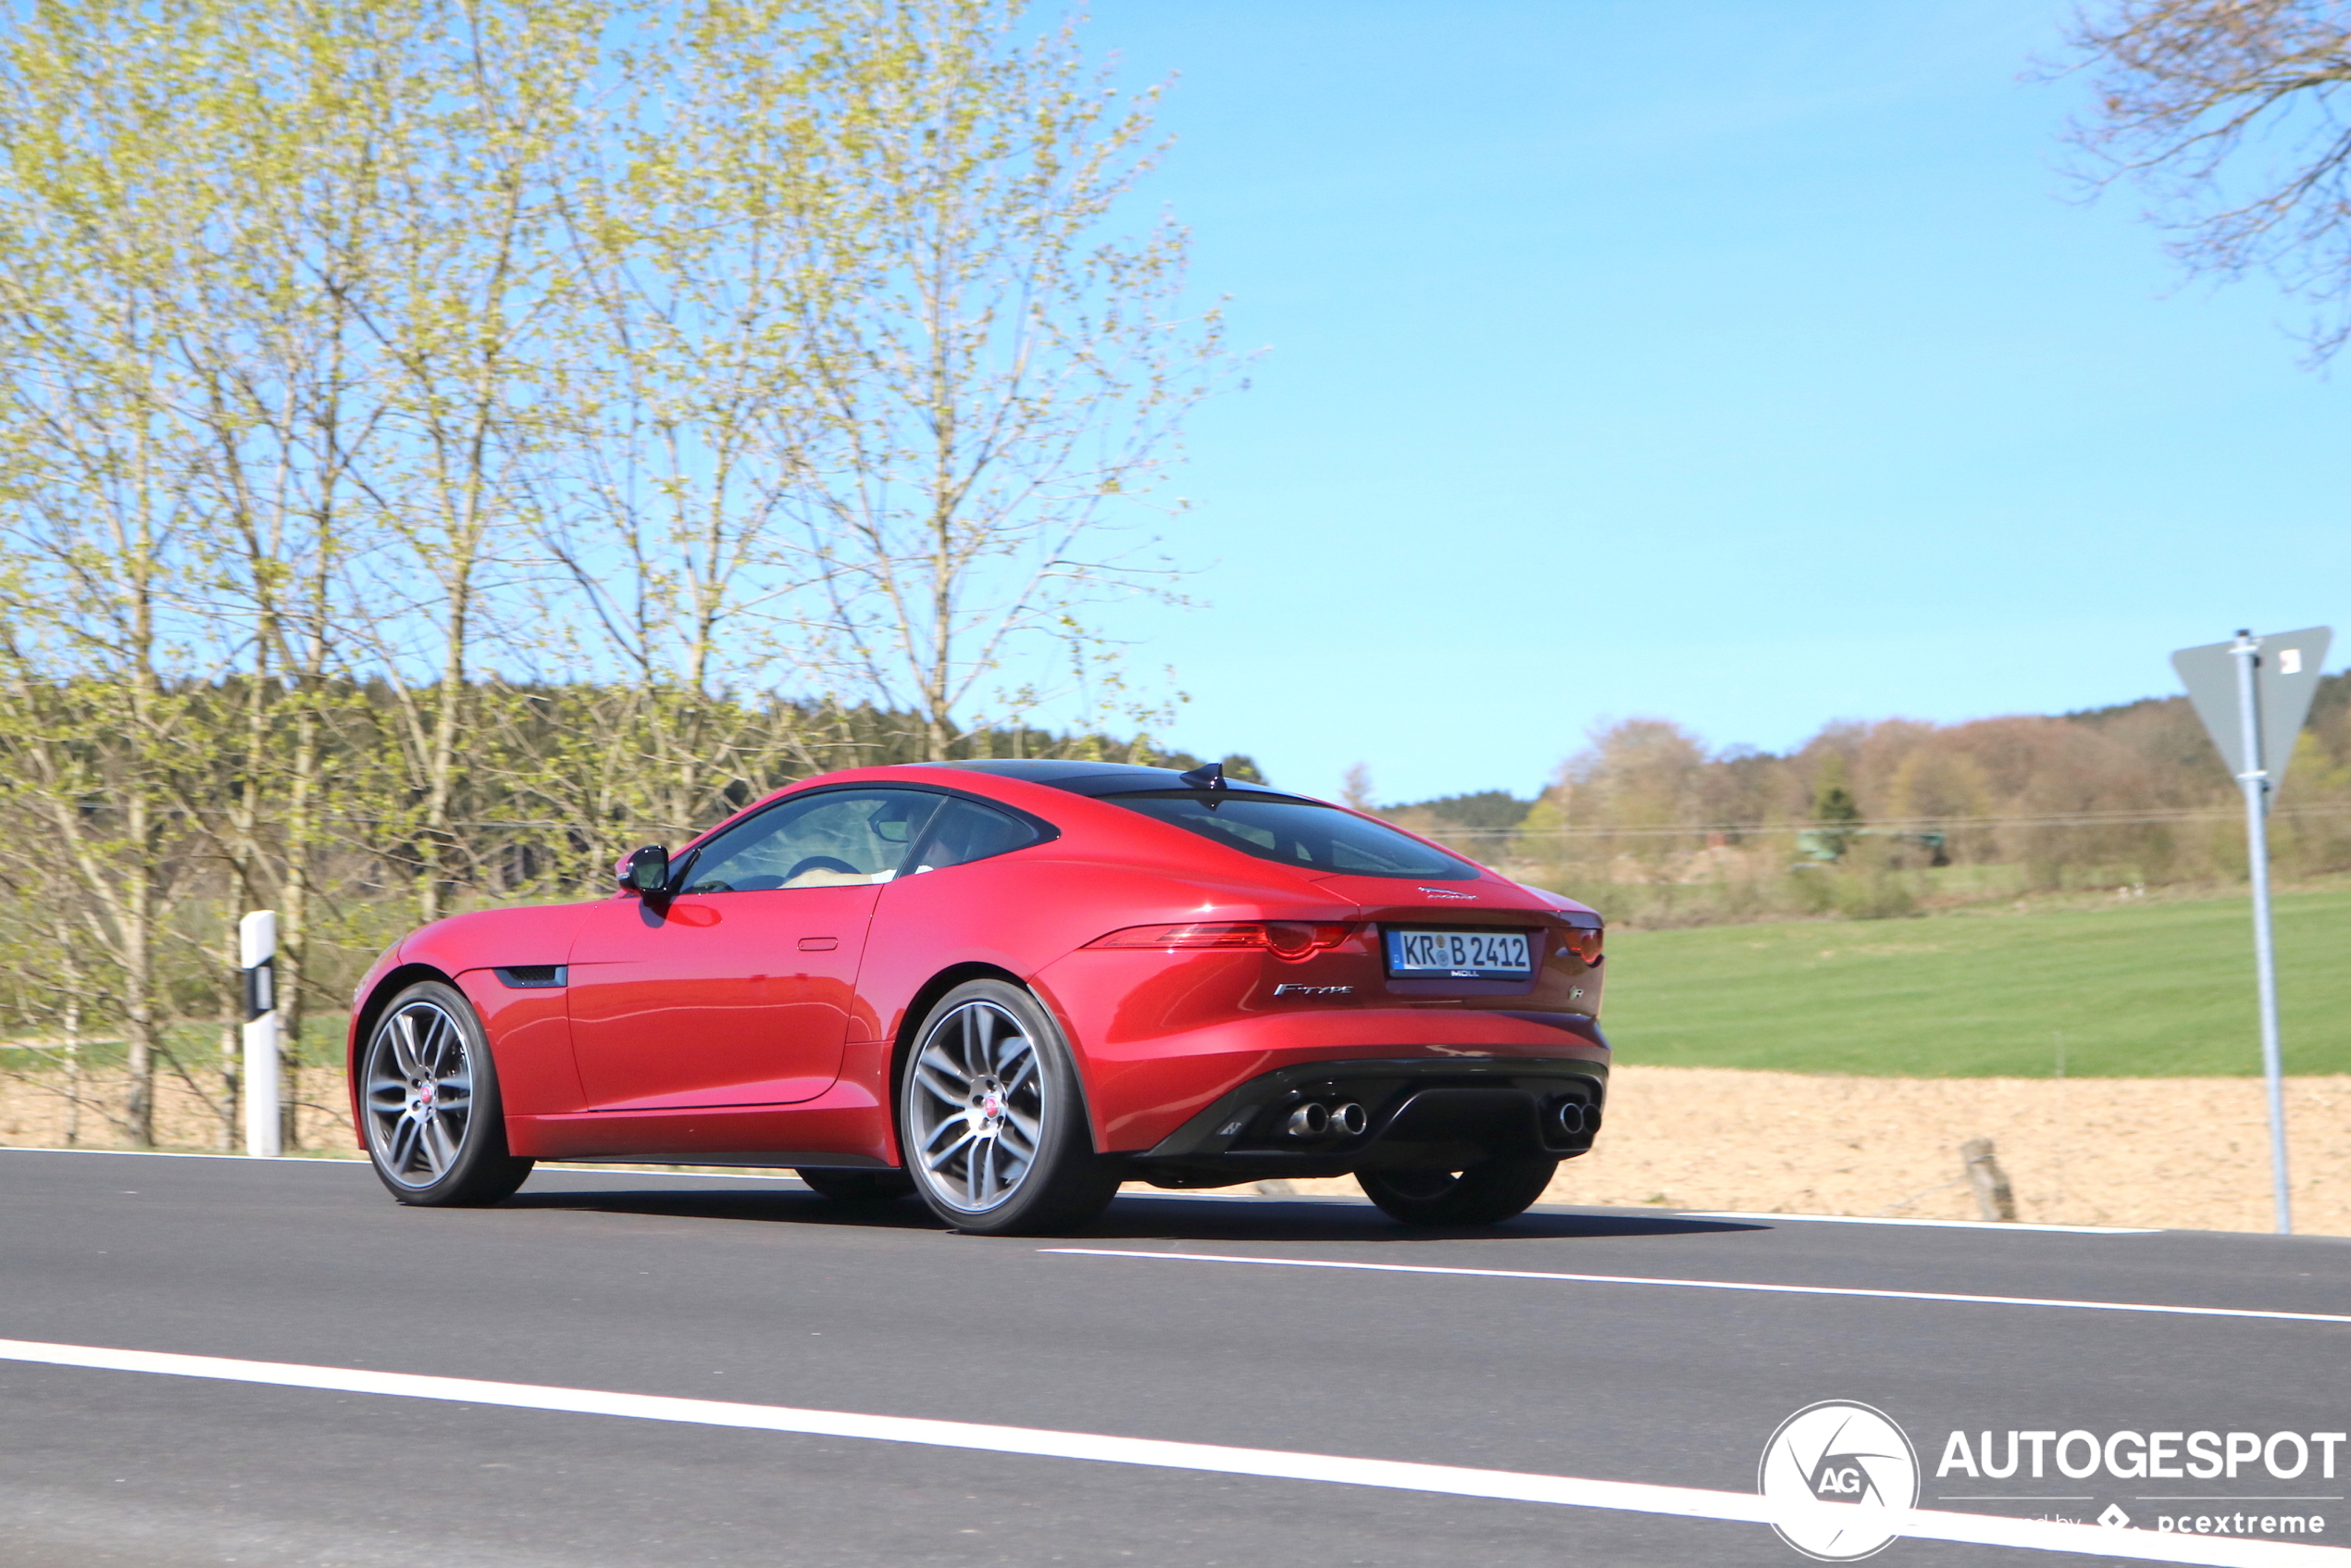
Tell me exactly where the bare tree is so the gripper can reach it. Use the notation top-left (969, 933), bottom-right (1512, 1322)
top-left (337, 0), bottom-right (604, 923)
top-left (782, 0), bottom-right (1233, 759)
top-left (525, 0), bottom-right (844, 853)
top-left (2064, 1), bottom-right (2351, 358)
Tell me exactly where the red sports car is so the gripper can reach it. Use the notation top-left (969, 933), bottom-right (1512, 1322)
top-left (346, 760), bottom-right (1609, 1233)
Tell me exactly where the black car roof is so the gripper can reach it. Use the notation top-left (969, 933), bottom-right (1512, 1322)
top-left (913, 758), bottom-right (1300, 801)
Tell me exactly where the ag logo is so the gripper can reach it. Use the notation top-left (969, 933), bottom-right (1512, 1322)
top-left (1759, 1400), bottom-right (1919, 1562)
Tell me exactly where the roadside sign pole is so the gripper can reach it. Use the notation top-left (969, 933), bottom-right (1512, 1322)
top-left (2230, 633), bottom-right (2291, 1236)
top-left (2175, 625), bottom-right (2329, 1238)
top-left (240, 910), bottom-right (281, 1160)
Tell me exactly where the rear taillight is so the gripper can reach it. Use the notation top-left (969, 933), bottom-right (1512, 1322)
top-left (1087, 921), bottom-right (1353, 961)
top-left (1263, 922), bottom-right (1353, 959)
top-left (1561, 925), bottom-right (1603, 965)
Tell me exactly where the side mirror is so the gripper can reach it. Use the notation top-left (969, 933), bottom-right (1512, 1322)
top-left (619, 844), bottom-right (670, 894)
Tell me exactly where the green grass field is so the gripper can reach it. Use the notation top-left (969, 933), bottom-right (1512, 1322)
top-left (1601, 883), bottom-right (2351, 1077)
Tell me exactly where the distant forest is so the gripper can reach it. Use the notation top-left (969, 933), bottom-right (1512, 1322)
top-left (1377, 672), bottom-right (2351, 927)
top-left (8, 660), bottom-right (2341, 1153)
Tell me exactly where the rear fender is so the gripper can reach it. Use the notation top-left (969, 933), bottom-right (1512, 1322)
top-left (889, 963), bottom-right (1114, 1158)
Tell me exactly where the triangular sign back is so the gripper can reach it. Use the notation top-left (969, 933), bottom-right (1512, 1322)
top-left (2171, 627), bottom-right (2332, 789)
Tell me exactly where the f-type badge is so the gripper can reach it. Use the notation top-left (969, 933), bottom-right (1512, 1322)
top-left (1272, 984), bottom-right (1354, 998)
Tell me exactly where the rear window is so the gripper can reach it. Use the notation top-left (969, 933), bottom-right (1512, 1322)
top-left (1101, 791), bottom-right (1478, 879)
top-left (908, 797), bottom-right (1042, 874)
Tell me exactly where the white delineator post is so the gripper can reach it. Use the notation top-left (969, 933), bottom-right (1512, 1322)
top-left (240, 910), bottom-right (281, 1159)
top-left (2230, 633), bottom-right (2290, 1236)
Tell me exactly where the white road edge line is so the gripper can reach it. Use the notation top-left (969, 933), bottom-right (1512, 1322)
top-left (0, 1338), bottom-right (2331, 1566)
top-left (0, 1148), bottom-right (1357, 1201)
top-left (1043, 1250), bottom-right (2351, 1327)
top-left (0, 1147), bottom-right (808, 1182)
top-left (1689, 1212), bottom-right (2161, 1235)
top-left (0, 1146), bottom-right (349, 1164)
top-left (1, 1151), bottom-right (2166, 1226)
top-left (0, 1150), bottom-right (1359, 1199)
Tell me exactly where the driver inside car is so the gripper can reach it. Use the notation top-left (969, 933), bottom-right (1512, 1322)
top-left (678, 790), bottom-right (940, 892)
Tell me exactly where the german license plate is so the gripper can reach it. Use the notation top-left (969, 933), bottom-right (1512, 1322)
top-left (1384, 928), bottom-right (1532, 979)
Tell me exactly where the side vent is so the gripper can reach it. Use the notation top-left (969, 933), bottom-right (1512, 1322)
top-left (492, 964), bottom-right (567, 989)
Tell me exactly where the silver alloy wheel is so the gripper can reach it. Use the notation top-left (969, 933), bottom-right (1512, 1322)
top-left (907, 1000), bottom-right (1044, 1212)
top-left (363, 1000), bottom-right (477, 1188)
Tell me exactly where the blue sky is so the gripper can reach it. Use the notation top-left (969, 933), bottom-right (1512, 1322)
top-left (1063, 0), bottom-right (2350, 805)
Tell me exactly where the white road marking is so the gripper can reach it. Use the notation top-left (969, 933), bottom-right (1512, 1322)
top-left (1043, 1250), bottom-right (2351, 1326)
top-left (0, 1148), bottom-right (1352, 1198)
top-left (1689, 1211), bottom-right (2160, 1235)
top-left (0, 1147), bottom-right (807, 1182)
top-left (0, 1153), bottom-right (2179, 1224)
top-left (0, 1338), bottom-right (2331, 1565)
top-left (0, 1146), bottom-right (349, 1164)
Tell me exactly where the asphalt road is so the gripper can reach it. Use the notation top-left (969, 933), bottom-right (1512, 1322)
top-left (1, 1148), bottom-right (2345, 1567)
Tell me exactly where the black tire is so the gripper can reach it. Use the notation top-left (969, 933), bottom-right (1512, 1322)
top-left (796, 1167), bottom-right (915, 1202)
top-left (1358, 1155), bottom-right (1558, 1226)
top-left (358, 979), bottom-right (534, 1207)
top-left (897, 978), bottom-right (1122, 1236)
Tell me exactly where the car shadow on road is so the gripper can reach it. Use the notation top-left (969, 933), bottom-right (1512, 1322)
top-left (501, 1184), bottom-right (1767, 1244)
top-left (1064, 1199), bottom-right (1768, 1245)
top-left (503, 1187), bottom-right (945, 1230)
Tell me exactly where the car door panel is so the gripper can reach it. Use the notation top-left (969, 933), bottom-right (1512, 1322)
top-left (564, 788), bottom-right (940, 1113)
top-left (566, 886), bottom-right (877, 1110)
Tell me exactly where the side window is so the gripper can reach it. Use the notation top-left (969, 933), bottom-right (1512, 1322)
top-left (679, 790), bottom-right (940, 893)
top-left (907, 797), bottom-right (1041, 875)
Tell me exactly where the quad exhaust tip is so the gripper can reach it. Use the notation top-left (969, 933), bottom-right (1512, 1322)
top-left (1285, 1101), bottom-right (1367, 1139)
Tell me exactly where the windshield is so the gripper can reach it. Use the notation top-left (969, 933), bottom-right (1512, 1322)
top-left (1102, 791), bottom-right (1478, 879)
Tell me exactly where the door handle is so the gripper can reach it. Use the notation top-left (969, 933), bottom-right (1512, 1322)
top-left (797, 937), bottom-right (839, 952)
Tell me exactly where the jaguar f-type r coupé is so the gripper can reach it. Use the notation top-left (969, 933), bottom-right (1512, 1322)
top-left (346, 759), bottom-right (1609, 1233)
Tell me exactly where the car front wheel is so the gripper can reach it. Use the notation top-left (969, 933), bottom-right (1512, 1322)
top-left (1358, 1156), bottom-right (1558, 1226)
top-left (898, 979), bottom-right (1121, 1236)
top-left (360, 980), bottom-right (533, 1207)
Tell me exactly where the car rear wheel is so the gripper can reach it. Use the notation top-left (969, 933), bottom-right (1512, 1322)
top-left (360, 980), bottom-right (533, 1207)
top-left (796, 1168), bottom-right (915, 1202)
top-left (1358, 1155), bottom-right (1557, 1226)
top-left (898, 979), bottom-right (1121, 1236)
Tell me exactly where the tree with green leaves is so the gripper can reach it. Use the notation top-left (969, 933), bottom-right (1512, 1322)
top-left (1809, 753), bottom-right (1861, 863)
top-left (0, 0), bottom-right (1232, 1148)
top-left (0, 0), bottom-right (240, 1143)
